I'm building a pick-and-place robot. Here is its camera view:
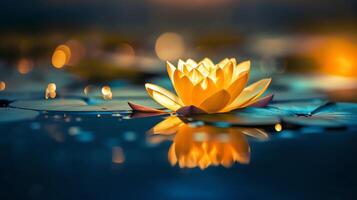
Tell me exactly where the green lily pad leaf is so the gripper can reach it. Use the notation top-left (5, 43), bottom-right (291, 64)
top-left (237, 107), bottom-right (294, 116)
top-left (269, 100), bottom-right (328, 115)
top-left (9, 98), bottom-right (162, 112)
top-left (64, 87), bottom-right (149, 99)
top-left (282, 102), bottom-right (357, 127)
top-left (0, 91), bottom-right (42, 101)
top-left (10, 99), bottom-right (87, 111)
top-left (87, 99), bottom-right (162, 110)
top-left (313, 102), bottom-right (357, 114)
top-left (0, 108), bottom-right (39, 123)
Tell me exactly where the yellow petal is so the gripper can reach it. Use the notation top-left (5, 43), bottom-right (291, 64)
top-left (191, 77), bottom-right (216, 106)
top-left (186, 59), bottom-right (198, 68)
top-left (227, 71), bottom-right (248, 102)
top-left (173, 70), bottom-right (194, 105)
top-left (199, 58), bottom-right (214, 69)
top-left (150, 116), bottom-right (183, 135)
top-left (233, 60), bottom-right (250, 82)
top-left (222, 61), bottom-right (234, 86)
top-left (215, 68), bottom-right (225, 88)
top-left (145, 83), bottom-right (183, 111)
top-left (197, 64), bottom-right (209, 77)
top-left (217, 58), bottom-right (229, 68)
top-left (199, 90), bottom-right (231, 113)
top-left (230, 58), bottom-right (237, 66)
top-left (222, 78), bottom-right (271, 112)
top-left (166, 61), bottom-right (176, 81)
top-left (242, 78), bottom-right (272, 106)
top-left (183, 63), bottom-right (191, 75)
top-left (178, 59), bottom-right (185, 72)
top-left (188, 68), bottom-right (204, 84)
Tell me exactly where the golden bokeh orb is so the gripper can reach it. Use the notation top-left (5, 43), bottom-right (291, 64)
top-left (101, 86), bottom-right (112, 96)
top-left (155, 32), bottom-right (185, 61)
top-left (17, 58), bottom-right (33, 74)
top-left (47, 83), bottom-right (57, 92)
top-left (114, 43), bottom-right (136, 67)
top-left (52, 44), bottom-right (71, 68)
top-left (274, 123), bottom-right (283, 132)
top-left (0, 81), bottom-right (5, 91)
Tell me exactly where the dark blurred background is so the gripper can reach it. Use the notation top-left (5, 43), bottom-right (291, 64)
top-left (0, 0), bottom-right (357, 90)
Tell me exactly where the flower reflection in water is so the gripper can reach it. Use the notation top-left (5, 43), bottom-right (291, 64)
top-left (148, 116), bottom-right (268, 170)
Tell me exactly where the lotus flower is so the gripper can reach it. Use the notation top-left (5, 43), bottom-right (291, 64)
top-left (148, 116), bottom-right (269, 169)
top-left (145, 58), bottom-right (272, 114)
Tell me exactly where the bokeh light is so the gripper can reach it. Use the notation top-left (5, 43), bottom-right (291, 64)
top-left (52, 45), bottom-right (71, 69)
top-left (101, 86), bottom-right (112, 100)
top-left (83, 85), bottom-right (92, 96)
top-left (155, 32), bottom-right (185, 61)
top-left (112, 146), bottom-right (125, 164)
top-left (313, 38), bottom-right (357, 77)
top-left (17, 58), bottom-right (33, 74)
top-left (275, 123), bottom-right (283, 132)
top-left (0, 81), bottom-right (5, 91)
top-left (45, 83), bottom-right (57, 99)
top-left (47, 83), bottom-right (56, 92)
top-left (65, 40), bottom-right (85, 66)
top-left (113, 43), bottom-right (135, 67)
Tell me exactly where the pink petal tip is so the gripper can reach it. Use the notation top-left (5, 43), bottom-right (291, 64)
top-left (250, 94), bottom-right (274, 107)
top-left (128, 101), bottom-right (166, 113)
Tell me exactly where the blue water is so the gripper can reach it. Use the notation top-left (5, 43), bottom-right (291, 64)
top-left (1, 113), bottom-right (357, 200)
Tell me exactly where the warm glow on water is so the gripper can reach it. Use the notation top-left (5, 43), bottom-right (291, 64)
top-left (155, 32), bottom-right (185, 61)
top-left (112, 146), bottom-right (125, 164)
top-left (275, 123), bottom-right (282, 132)
top-left (147, 116), bottom-right (268, 169)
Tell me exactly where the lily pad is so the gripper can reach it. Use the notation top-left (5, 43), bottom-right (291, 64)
top-left (64, 87), bottom-right (149, 99)
top-left (10, 99), bottom-right (87, 111)
top-left (9, 98), bottom-right (162, 112)
top-left (282, 103), bottom-right (357, 127)
top-left (0, 108), bottom-right (39, 123)
top-left (0, 91), bottom-right (42, 101)
top-left (269, 100), bottom-right (328, 116)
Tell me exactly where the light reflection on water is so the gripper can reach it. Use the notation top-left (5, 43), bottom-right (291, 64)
top-left (148, 116), bottom-right (269, 169)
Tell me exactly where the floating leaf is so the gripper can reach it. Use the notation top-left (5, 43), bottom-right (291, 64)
top-left (282, 102), bottom-right (357, 127)
top-left (0, 108), bottom-right (39, 123)
top-left (269, 100), bottom-right (328, 116)
top-left (9, 98), bottom-right (163, 113)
